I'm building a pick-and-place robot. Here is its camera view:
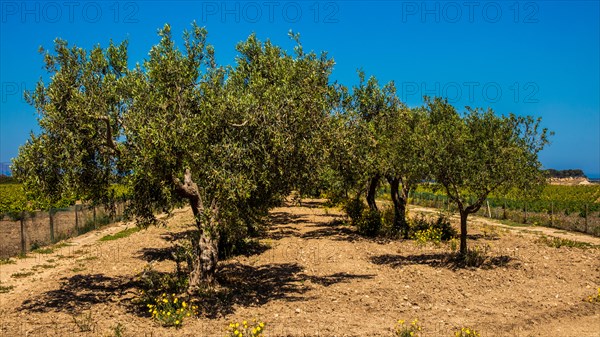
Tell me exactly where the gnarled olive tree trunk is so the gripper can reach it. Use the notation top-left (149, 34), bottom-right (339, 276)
top-left (366, 174), bottom-right (380, 211)
top-left (387, 176), bottom-right (409, 238)
top-left (173, 169), bottom-right (220, 292)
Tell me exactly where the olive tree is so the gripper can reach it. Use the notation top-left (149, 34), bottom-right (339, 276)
top-left (423, 97), bottom-right (550, 256)
top-left (345, 72), bottom-right (397, 211)
top-left (13, 24), bottom-right (335, 291)
top-left (378, 103), bottom-right (428, 237)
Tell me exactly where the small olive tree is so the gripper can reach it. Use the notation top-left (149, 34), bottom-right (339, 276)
top-left (423, 97), bottom-right (550, 256)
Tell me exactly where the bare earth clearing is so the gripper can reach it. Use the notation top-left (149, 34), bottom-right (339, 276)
top-left (1, 200), bottom-right (599, 337)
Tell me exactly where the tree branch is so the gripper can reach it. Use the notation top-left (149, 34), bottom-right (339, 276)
top-left (172, 168), bottom-right (203, 212)
top-left (98, 116), bottom-right (120, 155)
top-left (229, 120), bottom-right (248, 127)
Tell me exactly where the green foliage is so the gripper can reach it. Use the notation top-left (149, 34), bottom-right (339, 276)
top-left (226, 320), bottom-right (266, 337)
top-left (31, 247), bottom-right (54, 254)
top-left (136, 263), bottom-right (189, 297)
top-left (423, 96), bottom-right (550, 254)
top-left (112, 323), bottom-right (125, 337)
top-left (0, 175), bottom-right (16, 184)
top-left (146, 293), bottom-right (197, 328)
top-left (535, 236), bottom-right (593, 249)
top-left (458, 245), bottom-right (490, 267)
top-left (454, 327), bottom-right (482, 337)
top-left (0, 184), bottom-right (29, 215)
top-left (15, 24), bottom-right (337, 288)
top-left (0, 282), bottom-right (14, 294)
top-left (135, 263), bottom-right (198, 326)
top-left (545, 169), bottom-right (586, 178)
top-left (409, 214), bottom-right (457, 243)
top-left (355, 209), bottom-right (383, 237)
top-left (343, 198), bottom-right (366, 223)
top-left (72, 311), bottom-right (96, 332)
top-left (394, 319), bottom-right (421, 337)
top-left (99, 227), bottom-right (140, 241)
top-left (11, 271), bottom-right (35, 278)
top-left (379, 207), bottom-right (397, 236)
top-left (414, 184), bottom-right (600, 214)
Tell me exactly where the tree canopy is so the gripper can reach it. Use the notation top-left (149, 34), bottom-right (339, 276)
top-left (13, 24), bottom-right (551, 287)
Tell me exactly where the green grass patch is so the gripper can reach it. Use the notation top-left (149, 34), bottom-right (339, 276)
top-left (32, 264), bottom-right (57, 271)
top-left (536, 236), bottom-right (597, 249)
top-left (0, 258), bottom-right (15, 265)
top-left (53, 242), bottom-right (73, 249)
top-left (11, 271), bottom-right (35, 278)
top-left (32, 247), bottom-right (54, 254)
top-left (72, 266), bottom-right (86, 273)
top-left (80, 256), bottom-right (98, 261)
top-left (495, 218), bottom-right (534, 228)
top-left (0, 284), bottom-right (14, 294)
top-left (99, 227), bottom-right (140, 241)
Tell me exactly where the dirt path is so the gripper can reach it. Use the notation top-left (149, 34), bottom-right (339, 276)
top-left (0, 200), bottom-right (599, 336)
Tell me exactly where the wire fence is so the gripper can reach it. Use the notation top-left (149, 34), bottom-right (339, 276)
top-left (0, 202), bottom-right (126, 258)
top-left (409, 192), bottom-right (600, 237)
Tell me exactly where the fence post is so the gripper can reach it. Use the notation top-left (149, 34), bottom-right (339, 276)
top-left (486, 200), bottom-right (492, 218)
top-left (584, 204), bottom-right (588, 233)
top-left (503, 201), bottom-right (507, 220)
top-left (49, 208), bottom-right (55, 243)
top-left (93, 205), bottom-right (97, 229)
top-left (524, 202), bottom-right (528, 224)
top-left (20, 211), bottom-right (26, 255)
top-left (550, 201), bottom-right (554, 227)
top-left (75, 205), bottom-right (79, 233)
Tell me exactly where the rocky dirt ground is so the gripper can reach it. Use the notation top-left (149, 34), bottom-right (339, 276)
top-left (0, 200), bottom-right (599, 337)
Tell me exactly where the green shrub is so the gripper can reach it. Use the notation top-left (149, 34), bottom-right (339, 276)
top-left (343, 198), bottom-right (365, 223)
top-left (394, 319), bottom-right (421, 337)
top-left (413, 227), bottom-right (443, 245)
top-left (460, 245), bottom-right (489, 267)
top-left (146, 293), bottom-right (197, 328)
top-left (356, 209), bottom-right (382, 237)
top-left (409, 213), bottom-right (456, 242)
top-left (379, 207), bottom-right (397, 237)
top-left (99, 227), bottom-right (140, 241)
top-left (226, 319), bottom-right (266, 337)
top-left (535, 236), bottom-right (592, 249)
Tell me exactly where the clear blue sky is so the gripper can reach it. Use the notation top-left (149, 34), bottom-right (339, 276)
top-left (1, 1), bottom-right (599, 177)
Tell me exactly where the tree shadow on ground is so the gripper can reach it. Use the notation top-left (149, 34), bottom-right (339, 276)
top-left (299, 219), bottom-right (393, 245)
top-left (370, 252), bottom-right (517, 271)
top-left (160, 229), bottom-right (197, 242)
top-left (302, 272), bottom-right (374, 287)
top-left (197, 262), bottom-right (374, 318)
top-left (300, 226), bottom-right (357, 240)
top-left (282, 199), bottom-right (327, 209)
top-left (468, 233), bottom-right (501, 241)
top-left (18, 264), bottom-right (374, 319)
top-left (19, 274), bottom-right (138, 313)
top-left (138, 246), bottom-right (177, 262)
top-left (269, 212), bottom-right (311, 226)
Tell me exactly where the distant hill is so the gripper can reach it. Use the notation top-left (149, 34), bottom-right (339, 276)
top-left (545, 169), bottom-right (587, 179)
top-left (545, 169), bottom-right (592, 185)
top-left (0, 174), bottom-right (16, 184)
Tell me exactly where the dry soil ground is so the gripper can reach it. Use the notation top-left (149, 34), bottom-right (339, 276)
top-left (0, 200), bottom-right (599, 337)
